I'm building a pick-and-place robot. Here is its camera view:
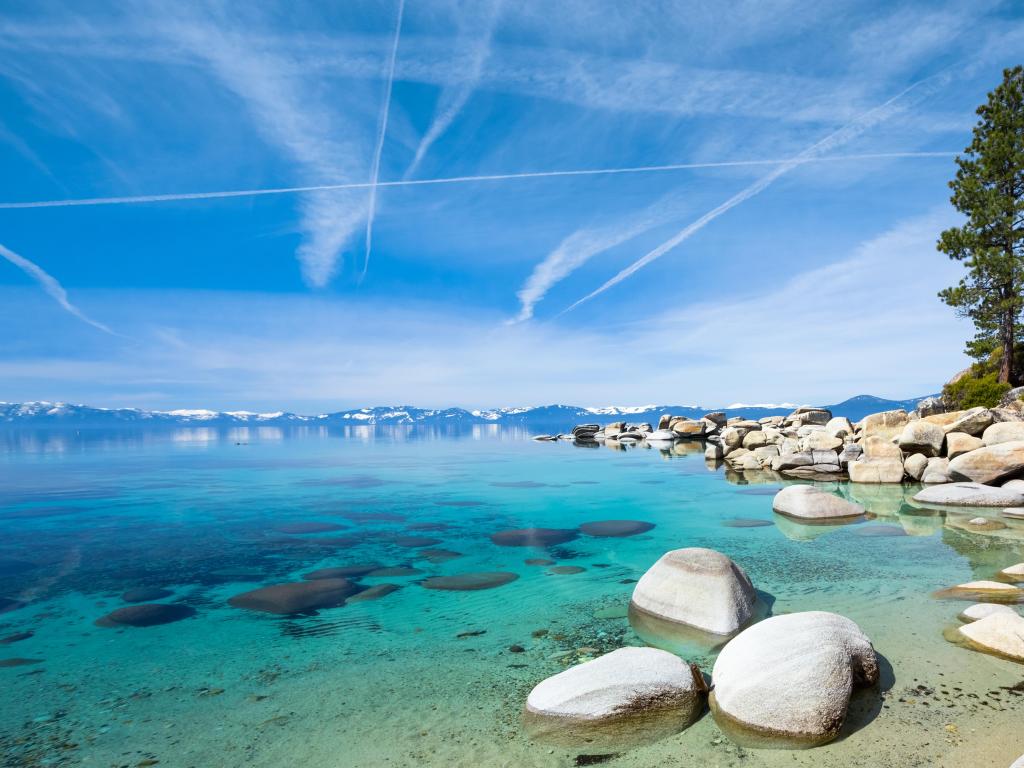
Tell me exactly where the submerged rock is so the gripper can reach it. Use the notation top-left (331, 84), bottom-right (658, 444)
top-left (228, 579), bottom-right (359, 614)
top-left (274, 521), bottom-right (347, 534)
top-left (710, 611), bottom-right (879, 747)
top-left (421, 572), bottom-right (520, 591)
top-left (490, 528), bottom-right (579, 547)
top-left (392, 536), bottom-right (443, 548)
top-left (913, 482), bottom-right (1024, 507)
top-left (121, 587), bottom-right (173, 603)
top-left (957, 612), bottom-right (1024, 662)
top-left (772, 485), bottom-right (864, 521)
top-left (346, 584), bottom-right (401, 603)
top-left (0, 657), bottom-right (43, 667)
top-left (97, 603), bottom-right (197, 627)
top-left (303, 564), bottom-right (381, 579)
top-left (549, 566), bottom-right (586, 575)
top-left (525, 558), bottom-right (556, 566)
top-left (630, 548), bottom-right (756, 636)
top-left (579, 520), bottom-right (655, 538)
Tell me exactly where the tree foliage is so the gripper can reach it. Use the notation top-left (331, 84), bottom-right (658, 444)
top-left (938, 65), bottom-right (1024, 384)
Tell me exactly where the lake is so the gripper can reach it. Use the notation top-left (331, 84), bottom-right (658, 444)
top-left (1, 426), bottom-right (1022, 767)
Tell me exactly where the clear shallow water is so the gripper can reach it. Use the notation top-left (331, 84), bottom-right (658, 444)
top-left (1, 428), bottom-right (1023, 768)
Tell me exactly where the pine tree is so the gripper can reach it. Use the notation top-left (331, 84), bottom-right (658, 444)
top-left (938, 65), bottom-right (1024, 385)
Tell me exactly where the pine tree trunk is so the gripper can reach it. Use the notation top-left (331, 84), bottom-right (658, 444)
top-left (1001, 306), bottom-right (1015, 385)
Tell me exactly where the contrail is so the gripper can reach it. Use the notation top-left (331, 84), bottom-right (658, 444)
top-left (0, 152), bottom-right (956, 211)
top-left (0, 243), bottom-right (114, 334)
top-left (562, 76), bottom-right (952, 314)
top-left (362, 0), bottom-right (405, 282)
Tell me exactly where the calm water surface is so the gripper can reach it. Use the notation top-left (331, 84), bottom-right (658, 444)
top-left (1, 427), bottom-right (1023, 767)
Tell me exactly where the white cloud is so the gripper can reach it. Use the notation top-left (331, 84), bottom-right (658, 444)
top-left (0, 243), bottom-right (113, 335)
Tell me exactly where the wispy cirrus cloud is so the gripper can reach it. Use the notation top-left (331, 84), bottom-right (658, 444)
top-left (0, 243), bottom-right (113, 334)
top-left (155, 9), bottom-right (375, 288)
top-left (563, 71), bottom-right (953, 312)
top-left (363, 0), bottom-right (406, 281)
top-left (510, 192), bottom-right (688, 323)
top-left (405, 0), bottom-right (503, 180)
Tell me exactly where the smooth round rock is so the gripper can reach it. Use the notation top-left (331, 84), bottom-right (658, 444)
top-left (1000, 563), bottom-right (1024, 580)
top-left (421, 572), bottom-right (519, 591)
top-left (490, 528), bottom-right (579, 547)
top-left (914, 482), bottom-right (1024, 507)
top-left (228, 579), bottom-right (359, 614)
top-left (630, 548), bottom-right (756, 636)
top-left (772, 485), bottom-right (865, 521)
top-left (579, 520), bottom-right (655, 538)
top-left (957, 612), bottom-right (1024, 661)
top-left (526, 646), bottom-right (705, 720)
top-left (121, 587), bottom-right (173, 603)
top-left (959, 603), bottom-right (1017, 622)
top-left (97, 603), bottom-right (197, 627)
top-left (710, 611), bottom-right (879, 747)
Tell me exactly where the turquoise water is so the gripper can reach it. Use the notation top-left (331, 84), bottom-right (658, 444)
top-left (1, 427), bottom-right (1023, 767)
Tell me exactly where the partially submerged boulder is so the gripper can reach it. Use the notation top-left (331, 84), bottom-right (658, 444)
top-left (958, 603), bottom-right (1017, 622)
top-left (772, 485), bottom-right (864, 521)
top-left (956, 612), bottom-right (1024, 662)
top-left (710, 611), bottom-right (879, 747)
top-left (525, 646), bottom-right (706, 721)
top-left (630, 548), bottom-right (756, 636)
top-left (913, 482), bottom-right (1024, 507)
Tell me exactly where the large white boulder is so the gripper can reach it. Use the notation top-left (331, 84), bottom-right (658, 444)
top-left (957, 612), bottom-right (1024, 662)
top-left (913, 482), bottom-right (1024, 507)
top-left (849, 459), bottom-right (905, 483)
top-left (982, 422), bottom-right (1024, 446)
top-left (525, 646), bottom-right (706, 721)
top-left (862, 436), bottom-right (903, 461)
top-left (772, 485), bottom-right (864, 520)
top-left (948, 441), bottom-right (1024, 484)
top-left (897, 421), bottom-right (944, 457)
top-left (630, 548), bottom-right (756, 636)
top-left (825, 416), bottom-right (854, 437)
top-left (922, 457), bottom-right (951, 484)
top-left (946, 431), bottom-right (984, 459)
top-left (903, 453), bottom-right (928, 481)
top-left (942, 407), bottom-right (994, 436)
top-left (710, 612), bottom-right (879, 746)
top-left (958, 603), bottom-right (1017, 622)
top-left (858, 409), bottom-right (909, 440)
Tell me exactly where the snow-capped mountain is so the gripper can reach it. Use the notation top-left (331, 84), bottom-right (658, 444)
top-left (0, 394), bottom-right (936, 429)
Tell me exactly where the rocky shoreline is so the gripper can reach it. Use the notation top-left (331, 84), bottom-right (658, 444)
top-left (526, 391), bottom-right (1024, 762)
top-left (539, 390), bottom-right (1024, 488)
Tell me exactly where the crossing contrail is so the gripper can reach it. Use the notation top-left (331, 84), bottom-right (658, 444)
top-left (362, 0), bottom-right (405, 282)
top-left (561, 76), bottom-right (953, 314)
top-left (0, 152), bottom-right (956, 211)
top-left (0, 243), bottom-right (114, 334)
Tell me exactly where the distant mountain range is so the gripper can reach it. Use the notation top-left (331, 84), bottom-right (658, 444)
top-left (0, 394), bottom-right (935, 430)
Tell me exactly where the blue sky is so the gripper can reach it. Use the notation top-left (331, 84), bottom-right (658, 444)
top-left (0, 0), bottom-right (1021, 411)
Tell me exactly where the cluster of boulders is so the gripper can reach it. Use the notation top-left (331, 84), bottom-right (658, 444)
top-left (524, 547), bottom-right (879, 749)
top-left (548, 398), bottom-right (1024, 488)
